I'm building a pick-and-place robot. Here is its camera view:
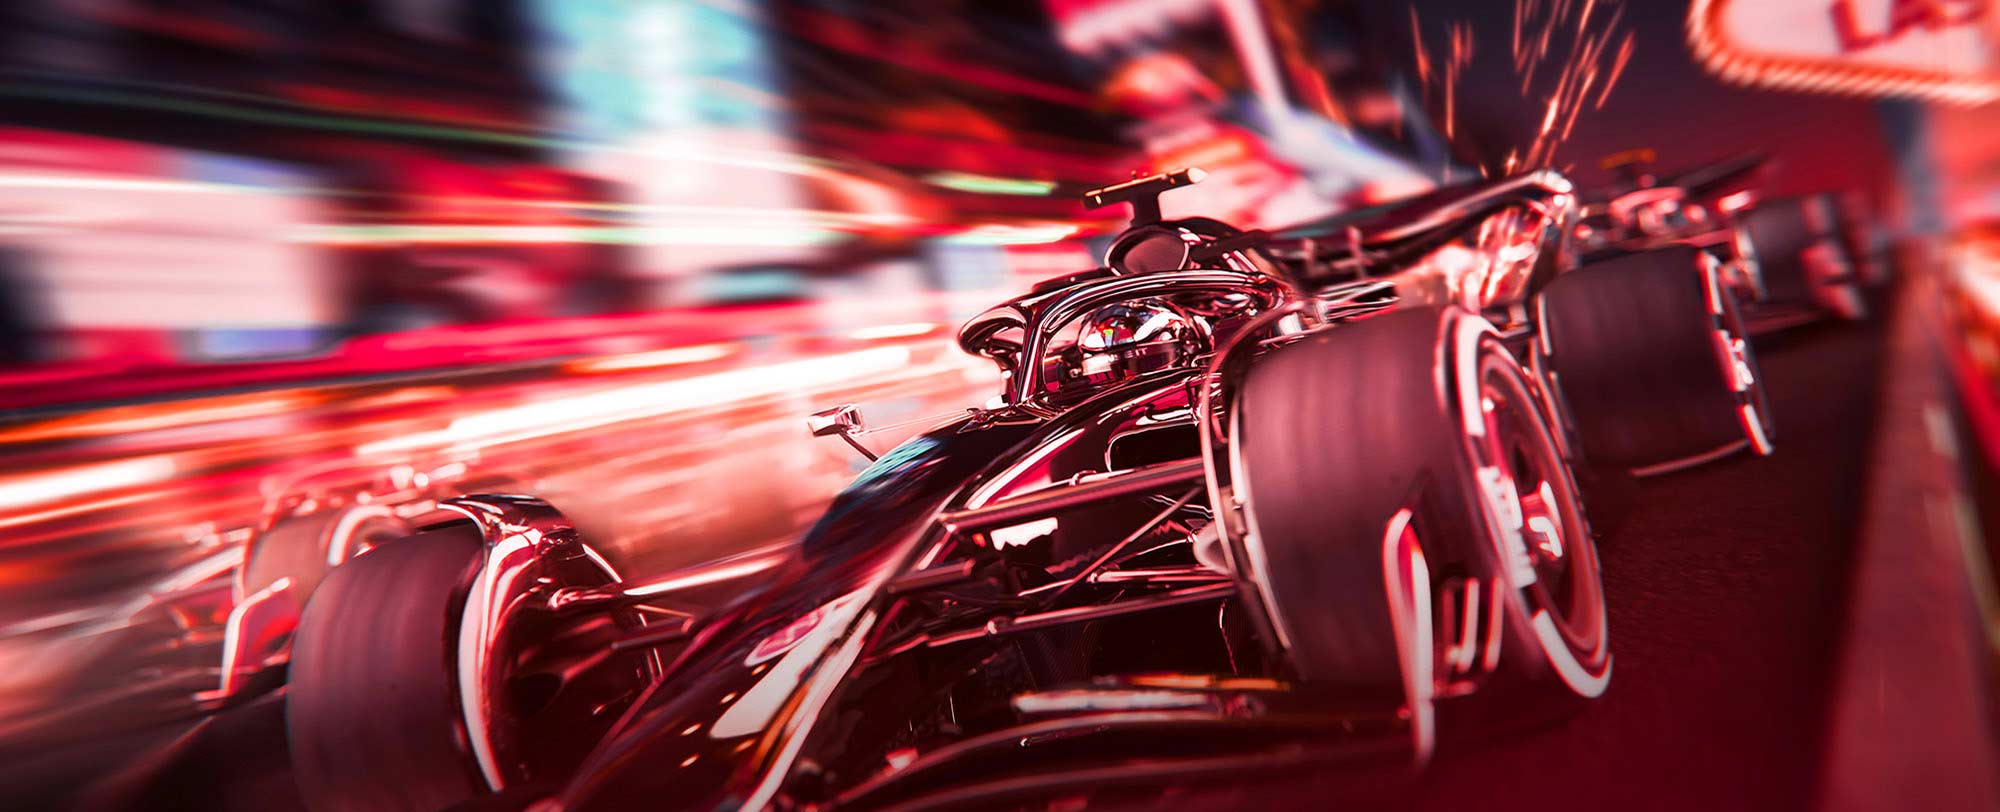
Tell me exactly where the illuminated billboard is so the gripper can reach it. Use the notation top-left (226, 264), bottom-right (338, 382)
top-left (1688, 0), bottom-right (2000, 103)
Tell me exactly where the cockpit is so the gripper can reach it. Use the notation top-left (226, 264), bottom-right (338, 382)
top-left (955, 167), bottom-right (1578, 412)
top-left (956, 171), bottom-right (1289, 411)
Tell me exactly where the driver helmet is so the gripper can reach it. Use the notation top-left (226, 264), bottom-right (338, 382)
top-left (1069, 301), bottom-right (1205, 382)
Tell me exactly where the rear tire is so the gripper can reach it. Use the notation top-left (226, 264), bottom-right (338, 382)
top-left (1739, 198), bottom-right (1815, 304)
top-left (1537, 245), bottom-right (1776, 472)
top-left (1737, 196), bottom-right (1866, 319)
top-left (288, 518), bottom-right (650, 812)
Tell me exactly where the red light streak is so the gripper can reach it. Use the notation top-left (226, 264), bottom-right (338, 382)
top-left (1410, 10), bottom-right (1475, 146)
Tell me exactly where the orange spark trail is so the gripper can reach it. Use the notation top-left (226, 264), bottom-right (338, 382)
top-left (1412, 0), bottom-right (1636, 175)
top-left (1595, 33), bottom-right (1636, 109)
top-left (1412, 7), bottom-right (1433, 86)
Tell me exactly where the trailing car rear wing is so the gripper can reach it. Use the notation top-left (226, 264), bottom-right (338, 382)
top-left (1660, 152), bottom-right (1768, 200)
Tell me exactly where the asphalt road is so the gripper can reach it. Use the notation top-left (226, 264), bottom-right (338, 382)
top-left (1415, 315), bottom-right (1885, 809)
top-left (14, 310), bottom-right (1893, 812)
top-left (1095, 312), bottom-right (1895, 811)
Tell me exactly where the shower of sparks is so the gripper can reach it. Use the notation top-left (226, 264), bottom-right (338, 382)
top-left (1410, 9), bottom-right (1475, 144)
top-left (1413, 0), bottom-right (1636, 175)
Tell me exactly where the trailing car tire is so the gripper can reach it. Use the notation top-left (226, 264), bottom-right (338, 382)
top-left (1230, 306), bottom-right (1609, 753)
top-left (1737, 196), bottom-right (1866, 319)
top-left (1807, 192), bottom-right (1872, 319)
top-left (1537, 245), bottom-right (1775, 471)
top-left (287, 522), bottom-right (490, 812)
top-left (1738, 198), bottom-right (1817, 304)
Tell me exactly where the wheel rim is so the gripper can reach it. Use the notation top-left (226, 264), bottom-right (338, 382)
top-left (1704, 258), bottom-right (1776, 455)
top-left (1470, 346), bottom-right (1607, 665)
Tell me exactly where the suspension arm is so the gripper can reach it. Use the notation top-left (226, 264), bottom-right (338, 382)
top-left (936, 459), bottom-right (1207, 534)
top-left (924, 583), bottom-right (1236, 648)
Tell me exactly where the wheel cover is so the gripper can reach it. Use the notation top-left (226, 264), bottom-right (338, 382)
top-left (1467, 343), bottom-right (1610, 694)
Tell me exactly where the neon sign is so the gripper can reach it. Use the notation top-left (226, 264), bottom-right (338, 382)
top-left (1688, 0), bottom-right (2000, 104)
top-left (1830, 0), bottom-right (1988, 52)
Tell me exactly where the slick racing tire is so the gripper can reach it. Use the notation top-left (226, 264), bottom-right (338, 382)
top-left (288, 521), bottom-right (649, 812)
top-left (1834, 192), bottom-right (1889, 288)
top-left (1811, 192), bottom-right (1876, 310)
top-left (1738, 198), bottom-right (1814, 303)
top-left (1537, 245), bottom-right (1776, 473)
top-left (1737, 196), bottom-right (1866, 319)
top-left (1230, 306), bottom-right (1611, 757)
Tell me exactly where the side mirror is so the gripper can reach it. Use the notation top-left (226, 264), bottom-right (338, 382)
top-left (808, 404), bottom-right (864, 437)
top-left (808, 404), bottom-right (877, 461)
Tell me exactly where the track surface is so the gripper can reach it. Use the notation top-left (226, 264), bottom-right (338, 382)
top-left (1423, 317), bottom-right (1881, 809)
top-left (1063, 314), bottom-right (1888, 812)
top-left (15, 314), bottom-right (1888, 811)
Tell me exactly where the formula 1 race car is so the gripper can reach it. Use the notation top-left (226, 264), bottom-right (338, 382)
top-left (1574, 150), bottom-right (1872, 325)
top-left (283, 168), bottom-right (1775, 812)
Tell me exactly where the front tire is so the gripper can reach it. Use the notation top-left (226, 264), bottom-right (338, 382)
top-left (1230, 307), bottom-right (1609, 756)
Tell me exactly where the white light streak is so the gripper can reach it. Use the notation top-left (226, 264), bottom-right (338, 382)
top-left (0, 456), bottom-right (178, 511)
top-left (624, 554), bottom-right (787, 597)
top-left (847, 322), bottom-right (940, 341)
top-left (566, 343), bottom-right (736, 373)
top-left (357, 346), bottom-right (912, 455)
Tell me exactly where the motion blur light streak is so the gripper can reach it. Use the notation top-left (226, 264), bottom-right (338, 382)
top-left (356, 346), bottom-right (917, 455)
top-left (621, 552), bottom-right (789, 598)
top-left (922, 172), bottom-right (1059, 196)
top-left (0, 456), bottom-right (179, 513)
top-left (847, 322), bottom-right (942, 340)
top-left (298, 224), bottom-right (851, 247)
top-left (0, 392), bottom-right (317, 445)
top-left (564, 344), bottom-right (739, 374)
top-left (938, 223), bottom-right (1082, 245)
top-left (0, 174), bottom-right (265, 195)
